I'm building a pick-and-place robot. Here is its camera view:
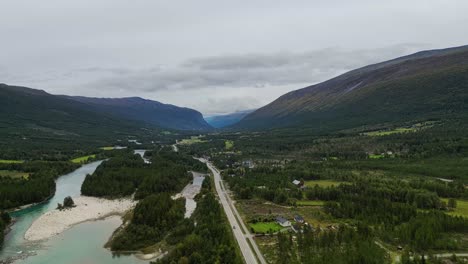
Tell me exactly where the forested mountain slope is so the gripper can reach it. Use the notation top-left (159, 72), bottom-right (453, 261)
top-left (235, 45), bottom-right (468, 131)
top-left (0, 84), bottom-right (152, 140)
top-left (65, 96), bottom-right (212, 131)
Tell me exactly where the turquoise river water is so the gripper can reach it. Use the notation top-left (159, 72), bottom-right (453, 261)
top-left (0, 160), bottom-right (147, 264)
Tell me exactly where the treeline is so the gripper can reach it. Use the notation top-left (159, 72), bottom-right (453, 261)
top-left (277, 224), bottom-right (390, 264)
top-left (0, 211), bottom-right (11, 247)
top-left (0, 161), bottom-right (79, 209)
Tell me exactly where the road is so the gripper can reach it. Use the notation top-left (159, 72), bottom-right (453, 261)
top-left (198, 158), bottom-right (266, 264)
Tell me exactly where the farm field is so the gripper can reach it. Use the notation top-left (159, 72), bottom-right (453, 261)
top-left (100, 146), bottom-right (114, 150)
top-left (0, 170), bottom-right (29, 179)
top-left (369, 154), bottom-right (386, 159)
top-left (304, 180), bottom-right (347, 188)
top-left (178, 136), bottom-right (205, 145)
top-left (442, 198), bottom-right (468, 218)
top-left (296, 200), bottom-right (325, 206)
top-left (225, 140), bottom-right (234, 150)
top-left (249, 222), bottom-right (283, 234)
top-left (70, 154), bottom-right (96, 164)
top-left (364, 127), bottom-right (416, 136)
top-left (0, 159), bottom-right (24, 164)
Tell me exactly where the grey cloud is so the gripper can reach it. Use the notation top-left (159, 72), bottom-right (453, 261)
top-left (82, 43), bottom-right (428, 93)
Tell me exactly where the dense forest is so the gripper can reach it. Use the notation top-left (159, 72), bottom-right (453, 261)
top-left (277, 224), bottom-right (390, 264)
top-left (0, 211), bottom-right (11, 247)
top-left (81, 147), bottom-right (207, 198)
top-left (111, 193), bottom-right (186, 250)
top-left (0, 161), bottom-right (79, 209)
top-left (155, 177), bottom-right (242, 264)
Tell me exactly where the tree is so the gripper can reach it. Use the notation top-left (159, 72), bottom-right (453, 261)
top-left (1, 211), bottom-right (10, 223)
top-left (448, 198), bottom-right (457, 209)
top-left (63, 196), bottom-right (75, 208)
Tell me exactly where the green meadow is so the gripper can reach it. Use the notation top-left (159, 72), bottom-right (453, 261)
top-left (297, 200), bottom-right (325, 206)
top-left (0, 170), bottom-right (29, 179)
top-left (442, 198), bottom-right (468, 218)
top-left (249, 222), bottom-right (283, 234)
top-left (100, 146), bottom-right (114, 150)
top-left (225, 140), bottom-right (234, 150)
top-left (71, 154), bottom-right (96, 164)
top-left (178, 136), bottom-right (205, 145)
top-left (305, 180), bottom-right (347, 188)
top-left (0, 159), bottom-right (24, 164)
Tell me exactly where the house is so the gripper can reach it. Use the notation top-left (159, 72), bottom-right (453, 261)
top-left (294, 215), bottom-right (305, 224)
top-left (292, 179), bottom-right (304, 188)
top-left (276, 216), bottom-right (291, 227)
top-left (242, 160), bottom-right (255, 169)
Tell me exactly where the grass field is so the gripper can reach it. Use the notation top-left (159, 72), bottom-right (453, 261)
top-left (178, 136), bottom-right (205, 145)
top-left (225, 140), bottom-right (234, 150)
top-left (369, 154), bottom-right (386, 159)
top-left (0, 170), bottom-right (29, 179)
top-left (364, 127), bottom-right (416, 136)
top-left (71, 154), bottom-right (96, 164)
top-left (305, 180), bottom-right (346, 188)
top-left (297, 200), bottom-right (325, 206)
top-left (100, 146), bottom-right (114, 150)
top-left (442, 198), bottom-right (468, 218)
top-left (249, 222), bottom-right (283, 234)
top-left (0, 159), bottom-right (24, 164)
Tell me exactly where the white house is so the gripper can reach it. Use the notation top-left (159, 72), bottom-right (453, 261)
top-left (276, 216), bottom-right (291, 227)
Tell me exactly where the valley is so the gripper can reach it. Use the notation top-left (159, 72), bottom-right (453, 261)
top-left (1, 45), bottom-right (468, 264)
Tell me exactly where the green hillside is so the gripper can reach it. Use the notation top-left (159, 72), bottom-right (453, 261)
top-left (0, 84), bottom-right (162, 158)
top-left (235, 45), bottom-right (468, 132)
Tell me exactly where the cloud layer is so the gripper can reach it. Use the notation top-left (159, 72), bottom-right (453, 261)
top-left (1, 1), bottom-right (467, 114)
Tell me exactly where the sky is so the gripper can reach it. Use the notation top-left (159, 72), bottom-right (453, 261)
top-left (1, 1), bottom-right (468, 116)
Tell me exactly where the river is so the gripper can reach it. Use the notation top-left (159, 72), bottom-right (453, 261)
top-left (0, 160), bottom-right (147, 264)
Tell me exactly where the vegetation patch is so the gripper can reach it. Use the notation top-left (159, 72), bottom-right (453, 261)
top-left (363, 122), bottom-right (437, 137)
top-left (249, 222), bottom-right (283, 234)
top-left (225, 140), bottom-right (234, 150)
top-left (304, 180), bottom-right (346, 188)
top-left (296, 200), bottom-right (325, 206)
top-left (0, 170), bottom-right (29, 179)
top-left (442, 198), bottom-right (468, 218)
top-left (364, 127), bottom-right (416, 136)
top-left (0, 159), bottom-right (24, 164)
top-left (100, 146), bottom-right (114, 150)
top-left (70, 154), bottom-right (96, 164)
top-left (178, 136), bottom-right (205, 145)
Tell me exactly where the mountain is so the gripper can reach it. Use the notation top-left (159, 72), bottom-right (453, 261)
top-left (0, 84), bottom-right (156, 139)
top-left (204, 109), bottom-right (255, 128)
top-left (0, 84), bottom-right (211, 150)
top-left (64, 96), bottom-right (212, 131)
top-left (235, 45), bottom-right (468, 132)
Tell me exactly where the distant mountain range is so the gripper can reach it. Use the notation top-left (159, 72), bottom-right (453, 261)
top-left (235, 45), bottom-right (468, 132)
top-left (204, 109), bottom-right (255, 128)
top-left (64, 96), bottom-right (211, 131)
top-left (0, 84), bottom-right (212, 143)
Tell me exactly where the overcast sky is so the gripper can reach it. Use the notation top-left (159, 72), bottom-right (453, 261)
top-left (1, 0), bottom-right (468, 116)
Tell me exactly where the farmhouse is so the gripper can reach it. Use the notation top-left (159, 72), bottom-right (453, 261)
top-left (276, 216), bottom-right (291, 227)
top-left (292, 179), bottom-right (304, 188)
top-left (294, 215), bottom-right (305, 224)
